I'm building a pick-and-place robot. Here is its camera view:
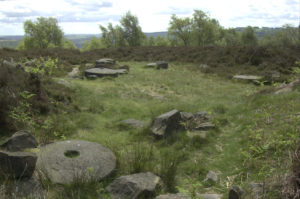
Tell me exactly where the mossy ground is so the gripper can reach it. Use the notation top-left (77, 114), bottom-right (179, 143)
top-left (2, 61), bottom-right (300, 198)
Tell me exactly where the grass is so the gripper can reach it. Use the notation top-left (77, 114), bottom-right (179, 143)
top-left (2, 61), bottom-right (300, 198)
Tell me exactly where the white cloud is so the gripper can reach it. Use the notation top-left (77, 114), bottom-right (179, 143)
top-left (0, 0), bottom-right (298, 35)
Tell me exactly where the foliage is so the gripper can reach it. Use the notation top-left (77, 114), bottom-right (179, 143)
top-left (82, 37), bottom-right (104, 51)
top-left (168, 14), bottom-right (193, 46)
top-left (100, 24), bottom-right (126, 48)
top-left (24, 57), bottom-right (59, 76)
top-left (62, 39), bottom-right (77, 50)
top-left (120, 11), bottom-right (145, 47)
top-left (241, 26), bottom-right (258, 46)
top-left (21, 17), bottom-right (64, 49)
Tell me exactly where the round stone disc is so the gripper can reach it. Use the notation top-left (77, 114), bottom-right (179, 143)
top-left (37, 140), bottom-right (116, 184)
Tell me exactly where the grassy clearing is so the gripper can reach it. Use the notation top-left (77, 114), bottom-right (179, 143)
top-left (3, 61), bottom-right (299, 198)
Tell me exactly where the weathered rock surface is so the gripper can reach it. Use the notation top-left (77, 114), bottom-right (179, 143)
top-left (194, 122), bottom-right (216, 131)
top-left (233, 75), bottom-right (262, 81)
top-left (194, 111), bottom-right (211, 122)
top-left (37, 140), bottom-right (116, 184)
top-left (107, 172), bottom-right (160, 199)
top-left (0, 177), bottom-right (45, 199)
top-left (275, 78), bottom-right (300, 94)
top-left (68, 66), bottom-right (80, 78)
top-left (0, 151), bottom-right (37, 179)
top-left (121, 119), bottom-right (146, 128)
top-left (180, 112), bottom-right (194, 121)
top-left (1, 131), bottom-right (38, 152)
top-left (156, 193), bottom-right (190, 199)
top-left (3, 60), bottom-right (17, 68)
top-left (229, 185), bottom-right (244, 199)
top-left (249, 183), bottom-right (263, 199)
top-left (96, 58), bottom-right (116, 68)
top-left (146, 61), bottom-right (168, 69)
top-left (151, 109), bottom-right (182, 137)
top-left (198, 194), bottom-right (222, 199)
top-left (204, 171), bottom-right (218, 183)
top-left (85, 68), bottom-right (127, 78)
top-left (156, 61), bottom-right (168, 69)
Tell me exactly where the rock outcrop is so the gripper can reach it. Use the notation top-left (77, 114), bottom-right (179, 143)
top-left (1, 131), bottom-right (38, 152)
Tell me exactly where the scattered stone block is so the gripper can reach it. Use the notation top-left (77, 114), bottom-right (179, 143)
top-left (107, 172), bottom-right (161, 199)
top-left (96, 58), bottom-right (116, 68)
top-left (85, 68), bottom-right (127, 78)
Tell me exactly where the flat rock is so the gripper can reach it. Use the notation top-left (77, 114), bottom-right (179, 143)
top-left (194, 111), bottom-right (211, 122)
top-left (180, 112), bottom-right (194, 121)
top-left (107, 172), bottom-right (160, 199)
top-left (275, 78), bottom-right (300, 94)
top-left (121, 119), bottom-right (146, 128)
top-left (85, 68), bottom-right (127, 78)
top-left (156, 193), bottom-right (190, 199)
top-left (68, 66), bottom-right (80, 78)
top-left (96, 58), bottom-right (116, 68)
top-left (198, 194), bottom-right (222, 199)
top-left (194, 122), bottom-right (215, 131)
top-left (37, 140), bottom-right (116, 184)
top-left (0, 151), bottom-right (37, 179)
top-left (1, 130), bottom-right (38, 152)
top-left (146, 63), bottom-right (157, 68)
top-left (151, 109), bottom-right (182, 137)
top-left (233, 75), bottom-right (262, 81)
top-left (156, 61), bottom-right (168, 69)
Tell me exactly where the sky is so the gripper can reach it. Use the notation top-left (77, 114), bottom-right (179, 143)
top-left (0, 0), bottom-right (299, 35)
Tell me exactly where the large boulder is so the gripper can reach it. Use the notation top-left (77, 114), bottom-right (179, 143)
top-left (0, 151), bottom-right (37, 179)
top-left (85, 68), bottom-right (127, 78)
top-left (96, 58), bottom-right (116, 68)
top-left (36, 140), bottom-right (116, 184)
top-left (151, 109), bottom-right (182, 137)
top-left (156, 193), bottom-right (190, 199)
top-left (107, 172), bottom-right (161, 199)
top-left (1, 131), bottom-right (38, 152)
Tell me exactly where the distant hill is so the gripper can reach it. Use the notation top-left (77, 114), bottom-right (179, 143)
top-left (0, 27), bottom-right (290, 49)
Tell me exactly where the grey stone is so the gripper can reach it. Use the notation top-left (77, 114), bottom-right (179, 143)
top-left (85, 63), bottom-right (94, 68)
top-left (121, 119), bottom-right (145, 128)
top-left (229, 185), bottom-right (244, 199)
top-left (85, 68), bottom-right (127, 78)
top-left (194, 122), bottom-right (215, 131)
top-left (1, 131), bottom-right (38, 152)
top-left (233, 75), bottom-right (262, 81)
top-left (0, 151), bottom-right (37, 179)
top-left (156, 61), bottom-right (168, 69)
top-left (249, 183), bottom-right (263, 199)
top-left (194, 111), bottom-right (210, 122)
top-left (68, 66), bottom-right (80, 78)
top-left (96, 58), bottom-right (116, 68)
top-left (151, 109), bottom-right (182, 137)
top-left (107, 172), bottom-right (160, 199)
top-left (204, 171), bottom-right (218, 183)
top-left (180, 112), bottom-right (194, 121)
top-left (37, 140), bottom-right (116, 184)
top-left (146, 63), bottom-right (157, 68)
top-left (156, 193), bottom-right (190, 199)
top-left (275, 78), bottom-right (300, 94)
top-left (198, 194), bottom-right (222, 199)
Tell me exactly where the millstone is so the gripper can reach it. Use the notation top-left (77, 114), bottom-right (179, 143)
top-left (36, 140), bottom-right (116, 184)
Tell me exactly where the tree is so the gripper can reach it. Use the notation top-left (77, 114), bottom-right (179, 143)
top-left (82, 37), bottom-right (103, 51)
top-left (168, 14), bottom-right (193, 46)
top-left (62, 39), bottom-right (77, 49)
top-left (154, 36), bottom-right (170, 46)
top-left (217, 28), bottom-right (241, 46)
top-left (22, 17), bottom-right (64, 49)
top-left (192, 10), bottom-right (222, 46)
top-left (241, 26), bottom-right (257, 46)
top-left (120, 11), bottom-right (145, 46)
top-left (100, 23), bottom-right (126, 48)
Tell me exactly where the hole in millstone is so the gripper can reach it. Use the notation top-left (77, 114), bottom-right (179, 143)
top-left (64, 150), bottom-right (80, 158)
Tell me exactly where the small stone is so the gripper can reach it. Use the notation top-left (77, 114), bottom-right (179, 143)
top-left (229, 185), bottom-right (244, 199)
top-left (156, 193), bottom-right (190, 199)
top-left (107, 172), bottom-right (161, 199)
top-left (1, 131), bottom-right (38, 152)
top-left (0, 151), bottom-right (37, 179)
top-left (197, 194), bottom-right (222, 199)
top-left (180, 112), bottom-right (194, 121)
top-left (146, 63), bottom-right (157, 68)
top-left (194, 122), bottom-right (215, 131)
top-left (120, 119), bottom-right (145, 128)
top-left (205, 171), bottom-right (218, 183)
